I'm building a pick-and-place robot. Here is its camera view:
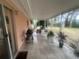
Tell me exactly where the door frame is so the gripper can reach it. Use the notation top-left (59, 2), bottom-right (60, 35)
top-left (1, 4), bottom-right (13, 59)
top-left (4, 6), bottom-right (18, 56)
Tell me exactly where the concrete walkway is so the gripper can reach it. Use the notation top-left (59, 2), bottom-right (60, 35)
top-left (21, 32), bottom-right (79, 59)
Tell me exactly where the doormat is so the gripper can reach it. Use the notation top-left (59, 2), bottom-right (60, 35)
top-left (16, 51), bottom-right (28, 59)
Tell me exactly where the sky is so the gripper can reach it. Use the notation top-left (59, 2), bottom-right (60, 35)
top-left (76, 15), bottom-right (79, 20)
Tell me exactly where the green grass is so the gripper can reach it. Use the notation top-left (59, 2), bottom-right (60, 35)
top-left (47, 26), bottom-right (79, 48)
top-left (48, 27), bottom-right (79, 41)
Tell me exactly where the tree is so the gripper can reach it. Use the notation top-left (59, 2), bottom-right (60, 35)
top-left (64, 12), bottom-right (72, 27)
top-left (37, 20), bottom-right (50, 27)
top-left (37, 20), bottom-right (45, 29)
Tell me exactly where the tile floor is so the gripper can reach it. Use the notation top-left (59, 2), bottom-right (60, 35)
top-left (20, 32), bottom-right (79, 59)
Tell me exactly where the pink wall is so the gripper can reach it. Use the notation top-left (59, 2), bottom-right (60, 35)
top-left (14, 12), bottom-right (29, 50)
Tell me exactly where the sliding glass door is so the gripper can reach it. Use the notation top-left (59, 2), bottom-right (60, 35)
top-left (0, 4), bottom-right (12, 59)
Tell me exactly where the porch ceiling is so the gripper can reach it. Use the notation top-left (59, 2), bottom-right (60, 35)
top-left (0, 0), bottom-right (18, 11)
top-left (4, 0), bottom-right (79, 20)
top-left (28, 0), bottom-right (79, 20)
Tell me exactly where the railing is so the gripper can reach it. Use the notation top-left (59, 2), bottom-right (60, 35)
top-left (66, 36), bottom-right (78, 49)
top-left (55, 33), bottom-right (78, 49)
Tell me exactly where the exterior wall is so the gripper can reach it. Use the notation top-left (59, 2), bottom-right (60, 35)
top-left (0, 0), bottom-right (30, 58)
top-left (4, 7), bottom-right (17, 55)
top-left (0, 0), bottom-right (31, 51)
top-left (14, 12), bottom-right (29, 50)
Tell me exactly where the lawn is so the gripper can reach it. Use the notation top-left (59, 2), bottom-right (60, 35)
top-left (48, 27), bottom-right (79, 41)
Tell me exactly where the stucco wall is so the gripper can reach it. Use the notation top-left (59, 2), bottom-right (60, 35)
top-left (14, 12), bottom-right (29, 50)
